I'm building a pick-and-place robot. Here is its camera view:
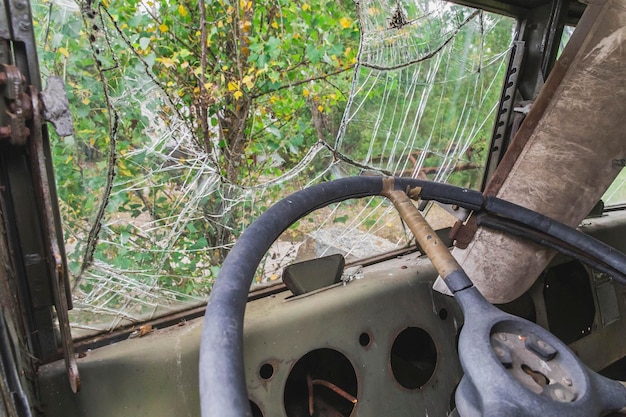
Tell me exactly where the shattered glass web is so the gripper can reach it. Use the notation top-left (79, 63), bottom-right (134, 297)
top-left (66, 1), bottom-right (514, 335)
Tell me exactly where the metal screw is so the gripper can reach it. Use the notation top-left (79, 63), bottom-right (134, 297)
top-left (562, 377), bottom-right (573, 387)
top-left (498, 333), bottom-right (507, 342)
top-left (15, 0), bottom-right (26, 9)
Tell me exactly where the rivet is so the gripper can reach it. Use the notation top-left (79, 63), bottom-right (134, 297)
top-left (562, 377), bottom-right (573, 387)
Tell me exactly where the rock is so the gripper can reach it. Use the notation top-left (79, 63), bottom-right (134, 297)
top-left (295, 226), bottom-right (397, 263)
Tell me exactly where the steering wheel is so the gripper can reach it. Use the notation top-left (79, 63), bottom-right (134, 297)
top-left (199, 176), bottom-right (626, 417)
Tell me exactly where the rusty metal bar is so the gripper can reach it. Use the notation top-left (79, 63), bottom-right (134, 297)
top-left (381, 177), bottom-right (461, 279)
top-left (29, 87), bottom-right (79, 393)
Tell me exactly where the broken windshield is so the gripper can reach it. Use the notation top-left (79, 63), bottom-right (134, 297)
top-left (34, 0), bottom-right (515, 336)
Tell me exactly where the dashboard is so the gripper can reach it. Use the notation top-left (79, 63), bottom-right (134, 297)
top-left (37, 209), bottom-right (626, 417)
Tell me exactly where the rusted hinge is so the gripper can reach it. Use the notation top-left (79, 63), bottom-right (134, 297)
top-left (0, 63), bottom-right (30, 145)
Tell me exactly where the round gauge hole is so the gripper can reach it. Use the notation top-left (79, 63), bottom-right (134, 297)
top-left (259, 363), bottom-right (274, 380)
top-left (438, 308), bottom-right (448, 320)
top-left (284, 348), bottom-right (358, 417)
top-left (390, 327), bottom-right (438, 389)
top-left (249, 400), bottom-right (263, 417)
top-left (359, 332), bottom-right (371, 347)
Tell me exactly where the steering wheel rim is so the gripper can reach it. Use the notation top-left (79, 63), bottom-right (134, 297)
top-left (199, 176), bottom-right (626, 417)
top-left (199, 176), bottom-right (482, 417)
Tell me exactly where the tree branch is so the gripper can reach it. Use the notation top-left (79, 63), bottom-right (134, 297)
top-left (251, 65), bottom-right (355, 99)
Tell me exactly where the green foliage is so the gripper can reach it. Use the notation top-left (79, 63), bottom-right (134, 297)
top-left (33, 0), bottom-right (359, 307)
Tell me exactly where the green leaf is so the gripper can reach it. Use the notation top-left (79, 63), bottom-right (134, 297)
top-left (333, 214), bottom-right (349, 224)
top-left (305, 44), bottom-right (322, 63)
top-left (267, 126), bottom-right (282, 138)
top-left (139, 37), bottom-right (151, 50)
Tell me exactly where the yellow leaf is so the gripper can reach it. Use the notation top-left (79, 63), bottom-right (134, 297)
top-left (303, 88), bottom-right (309, 97)
top-left (317, 105), bottom-right (324, 112)
top-left (222, 65), bottom-right (229, 71)
top-left (217, 20), bottom-right (224, 28)
top-left (82, 97), bottom-right (91, 105)
top-left (204, 82), bottom-right (213, 90)
top-left (339, 17), bottom-right (351, 29)
top-left (181, 61), bottom-right (189, 69)
top-left (242, 75), bottom-right (254, 89)
top-left (156, 57), bottom-right (177, 67)
top-left (65, 155), bottom-right (73, 164)
top-left (159, 23), bottom-right (169, 33)
top-left (233, 90), bottom-right (243, 100)
top-left (227, 81), bottom-right (239, 91)
top-left (302, 3), bottom-right (311, 11)
top-left (101, 0), bottom-right (109, 7)
top-left (271, 20), bottom-right (278, 29)
top-left (58, 47), bottom-right (69, 58)
top-left (178, 5), bottom-right (188, 17)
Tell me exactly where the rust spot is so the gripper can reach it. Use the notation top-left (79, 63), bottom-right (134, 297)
top-left (138, 324), bottom-right (153, 337)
